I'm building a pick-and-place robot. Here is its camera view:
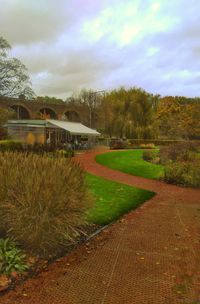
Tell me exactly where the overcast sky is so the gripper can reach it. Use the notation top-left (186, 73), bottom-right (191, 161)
top-left (1, 0), bottom-right (200, 99)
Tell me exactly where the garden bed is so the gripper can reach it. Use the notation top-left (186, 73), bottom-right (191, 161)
top-left (96, 146), bottom-right (200, 188)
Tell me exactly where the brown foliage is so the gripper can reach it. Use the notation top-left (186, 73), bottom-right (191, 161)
top-left (160, 142), bottom-right (200, 188)
top-left (164, 158), bottom-right (200, 188)
top-left (159, 142), bottom-right (199, 164)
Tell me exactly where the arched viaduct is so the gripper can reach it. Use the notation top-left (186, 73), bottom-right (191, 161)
top-left (0, 96), bottom-right (89, 125)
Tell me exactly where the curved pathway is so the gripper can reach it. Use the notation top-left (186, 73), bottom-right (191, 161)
top-left (1, 150), bottom-right (200, 304)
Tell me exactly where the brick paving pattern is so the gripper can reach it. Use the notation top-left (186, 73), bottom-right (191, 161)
top-left (0, 150), bottom-right (200, 304)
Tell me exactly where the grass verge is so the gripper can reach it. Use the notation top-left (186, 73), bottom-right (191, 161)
top-left (96, 150), bottom-right (164, 180)
top-left (86, 174), bottom-right (155, 225)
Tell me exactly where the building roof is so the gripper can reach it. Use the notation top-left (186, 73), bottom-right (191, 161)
top-left (7, 119), bottom-right (100, 136)
top-left (7, 120), bottom-right (46, 128)
top-left (47, 119), bottom-right (100, 136)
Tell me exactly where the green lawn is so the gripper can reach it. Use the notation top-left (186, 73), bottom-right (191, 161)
top-left (96, 149), bottom-right (164, 180)
top-left (85, 174), bottom-right (155, 225)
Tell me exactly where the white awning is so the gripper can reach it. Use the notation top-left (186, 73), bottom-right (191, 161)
top-left (47, 119), bottom-right (100, 136)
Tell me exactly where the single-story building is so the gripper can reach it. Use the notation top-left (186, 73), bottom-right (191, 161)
top-left (7, 119), bottom-right (100, 147)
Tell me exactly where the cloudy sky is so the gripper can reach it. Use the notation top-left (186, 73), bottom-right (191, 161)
top-left (1, 0), bottom-right (200, 99)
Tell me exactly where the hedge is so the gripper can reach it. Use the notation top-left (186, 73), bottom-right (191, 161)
top-left (0, 140), bottom-right (23, 152)
top-left (128, 139), bottom-right (200, 147)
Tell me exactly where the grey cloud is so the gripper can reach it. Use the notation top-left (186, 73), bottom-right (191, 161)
top-left (0, 0), bottom-right (75, 45)
top-left (33, 68), bottom-right (105, 98)
top-left (11, 31), bottom-right (123, 98)
top-left (1, 0), bottom-right (200, 98)
top-left (0, 0), bottom-right (112, 46)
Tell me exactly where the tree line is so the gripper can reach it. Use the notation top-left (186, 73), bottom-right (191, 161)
top-left (67, 88), bottom-right (200, 140)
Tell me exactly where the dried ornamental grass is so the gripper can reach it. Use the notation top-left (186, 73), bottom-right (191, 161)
top-left (0, 152), bottom-right (91, 257)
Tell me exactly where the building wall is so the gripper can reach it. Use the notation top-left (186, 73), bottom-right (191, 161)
top-left (8, 126), bottom-right (45, 145)
top-left (0, 96), bottom-right (89, 125)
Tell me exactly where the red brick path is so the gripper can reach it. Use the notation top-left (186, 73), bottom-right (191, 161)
top-left (1, 150), bottom-right (200, 304)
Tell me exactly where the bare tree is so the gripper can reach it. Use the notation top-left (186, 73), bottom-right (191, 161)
top-left (79, 89), bottom-right (104, 128)
top-left (0, 36), bottom-right (34, 98)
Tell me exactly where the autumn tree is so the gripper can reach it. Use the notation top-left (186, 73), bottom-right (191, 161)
top-left (0, 36), bottom-right (34, 98)
top-left (178, 101), bottom-right (200, 139)
top-left (155, 96), bottom-right (200, 139)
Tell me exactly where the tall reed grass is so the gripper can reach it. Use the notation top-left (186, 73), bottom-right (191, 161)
top-left (0, 152), bottom-right (91, 257)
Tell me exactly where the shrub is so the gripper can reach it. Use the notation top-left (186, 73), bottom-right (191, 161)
top-left (0, 152), bottom-right (91, 257)
top-left (164, 158), bottom-right (200, 188)
top-left (55, 149), bottom-right (74, 158)
top-left (140, 143), bottom-right (156, 149)
top-left (109, 139), bottom-right (127, 149)
top-left (0, 238), bottom-right (28, 275)
top-left (159, 142), bottom-right (198, 164)
top-left (1, 143), bottom-right (75, 157)
top-left (0, 140), bottom-right (23, 152)
top-left (24, 143), bottom-right (59, 154)
top-left (142, 150), bottom-right (154, 162)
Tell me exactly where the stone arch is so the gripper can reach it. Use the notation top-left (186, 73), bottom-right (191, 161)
top-left (10, 104), bottom-right (31, 119)
top-left (39, 107), bottom-right (57, 119)
top-left (63, 110), bottom-right (80, 122)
